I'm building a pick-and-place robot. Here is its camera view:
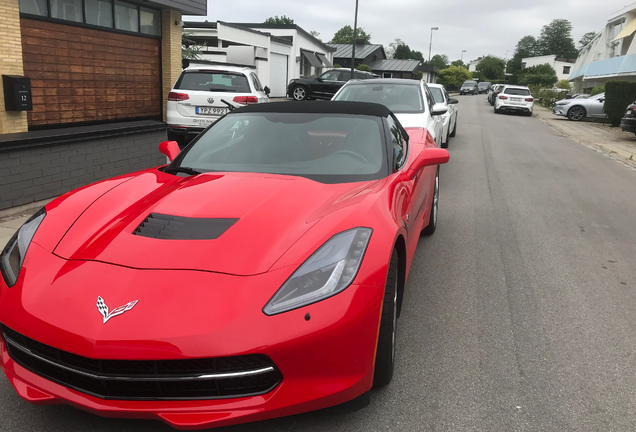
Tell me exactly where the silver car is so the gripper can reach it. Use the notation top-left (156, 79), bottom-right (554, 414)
top-left (552, 93), bottom-right (606, 121)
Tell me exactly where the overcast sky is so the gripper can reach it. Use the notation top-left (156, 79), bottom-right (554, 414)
top-left (186, 0), bottom-right (632, 62)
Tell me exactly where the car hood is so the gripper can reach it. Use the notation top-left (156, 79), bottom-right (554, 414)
top-left (53, 170), bottom-right (379, 276)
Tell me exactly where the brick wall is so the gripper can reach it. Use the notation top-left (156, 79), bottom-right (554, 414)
top-left (0, 0), bottom-right (28, 134)
top-left (21, 19), bottom-right (162, 128)
top-left (162, 9), bottom-right (182, 122)
top-left (0, 131), bottom-right (166, 210)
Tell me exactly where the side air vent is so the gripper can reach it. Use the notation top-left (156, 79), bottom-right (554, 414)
top-left (133, 213), bottom-right (238, 240)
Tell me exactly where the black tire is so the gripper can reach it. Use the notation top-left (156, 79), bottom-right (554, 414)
top-left (421, 167), bottom-right (439, 236)
top-left (373, 249), bottom-right (399, 388)
top-left (291, 85), bottom-right (308, 101)
top-left (494, 105), bottom-right (500, 114)
top-left (441, 129), bottom-right (449, 149)
top-left (449, 116), bottom-right (457, 137)
top-left (567, 105), bottom-right (586, 121)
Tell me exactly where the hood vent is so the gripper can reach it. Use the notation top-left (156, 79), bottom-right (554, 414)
top-left (133, 213), bottom-right (238, 240)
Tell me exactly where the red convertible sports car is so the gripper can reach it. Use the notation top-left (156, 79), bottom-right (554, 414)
top-left (0, 102), bottom-right (448, 429)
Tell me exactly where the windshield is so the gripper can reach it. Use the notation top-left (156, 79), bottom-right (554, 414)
top-left (176, 72), bottom-right (250, 93)
top-left (334, 83), bottom-right (424, 113)
top-left (504, 87), bottom-right (531, 96)
top-left (462, 81), bottom-right (476, 87)
top-left (173, 113), bottom-right (387, 183)
top-left (321, 70), bottom-right (341, 81)
top-left (591, 93), bottom-right (605, 100)
top-left (429, 87), bottom-right (445, 104)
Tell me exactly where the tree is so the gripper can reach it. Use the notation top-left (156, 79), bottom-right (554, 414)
top-left (536, 19), bottom-right (578, 59)
top-left (507, 35), bottom-right (539, 83)
top-left (451, 59), bottom-right (466, 68)
top-left (264, 15), bottom-right (294, 24)
top-left (556, 79), bottom-right (571, 90)
top-left (310, 30), bottom-right (321, 41)
top-left (386, 38), bottom-right (405, 59)
top-left (393, 43), bottom-right (412, 60)
top-left (429, 54), bottom-right (449, 70)
top-left (411, 50), bottom-right (424, 62)
top-left (330, 25), bottom-right (371, 44)
top-left (578, 32), bottom-right (597, 50)
top-left (518, 64), bottom-right (558, 87)
top-left (438, 65), bottom-right (472, 87)
top-left (182, 30), bottom-right (201, 60)
top-left (356, 64), bottom-right (371, 72)
top-left (476, 56), bottom-right (506, 80)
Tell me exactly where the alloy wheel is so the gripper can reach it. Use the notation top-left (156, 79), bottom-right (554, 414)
top-left (568, 106), bottom-right (585, 121)
top-left (292, 87), bottom-right (306, 101)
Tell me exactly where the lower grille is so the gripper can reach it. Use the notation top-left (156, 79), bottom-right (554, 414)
top-left (1, 325), bottom-right (282, 400)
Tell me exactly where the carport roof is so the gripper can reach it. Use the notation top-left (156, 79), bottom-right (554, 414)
top-left (328, 43), bottom-right (385, 60)
top-left (367, 59), bottom-right (421, 72)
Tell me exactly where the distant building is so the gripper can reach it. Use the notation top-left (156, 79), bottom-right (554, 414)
top-left (570, 2), bottom-right (636, 91)
top-left (328, 43), bottom-right (386, 69)
top-left (468, 57), bottom-right (483, 73)
top-left (521, 55), bottom-right (576, 82)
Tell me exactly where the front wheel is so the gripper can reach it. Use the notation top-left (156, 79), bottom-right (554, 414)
top-left (292, 86), bottom-right (308, 101)
top-left (373, 250), bottom-right (399, 388)
top-left (422, 167), bottom-right (439, 236)
top-left (567, 106), bottom-right (586, 121)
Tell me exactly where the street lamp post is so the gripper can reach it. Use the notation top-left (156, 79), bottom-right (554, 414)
top-left (428, 27), bottom-right (439, 62)
top-left (461, 50), bottom-right (467, 62)
top-left (350, 0), bottom-right (359, 79)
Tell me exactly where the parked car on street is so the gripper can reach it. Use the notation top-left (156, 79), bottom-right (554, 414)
top-left (287, 69), bottom-right (379, 101)
top-left (478, 81), bottom-right (492, 94)
top-left (332, 78), bottom-right (447, 147)
top-left (166, 64), bottom-right (269, 148)
top-left (494, 85), bottom-right (534, 116)
top-left (0, 101), bottom-right (449, 429)
top-left (552, 93), bottom-right (606, 121)
top-left (488, 84), bottom-right (504, 105)
top-left (620, 101), bottom-right (636, 135)
top-left (427, 83), bottom-right (459, 148)
top-left (459, 80), bottom-right (479, 95)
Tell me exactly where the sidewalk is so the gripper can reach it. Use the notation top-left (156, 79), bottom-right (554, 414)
top-left (534, 106), bottom-right (636, 169)
top-left (0, 199), bottom-right (52, 249)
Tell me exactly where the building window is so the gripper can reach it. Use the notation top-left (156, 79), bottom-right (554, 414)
top-left (50, 0), bottom-right (83, 22)
top-left (19, 0), bottom-right (47, 16)
top-left (301, 56), bottom-right (311, 77)
top-left (85, 0), bottom-right (113, 27)
top-left (563, 66), bottom-right (571, 74)
top-left (140, 6), bottom-right (160, 36)
top-left (521, 62), bottom-right (526, 70)
top-left (383, 72), bottom-right (392, 78)
top-left (115, 1), bottom-right (138, 32)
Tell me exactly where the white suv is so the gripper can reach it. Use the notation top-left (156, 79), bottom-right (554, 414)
top-left (494, 85), bottom-right (534, 116)
top-left (166, 63), bottom-right (270, 147)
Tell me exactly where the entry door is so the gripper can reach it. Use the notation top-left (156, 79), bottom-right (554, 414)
top-left (269, 53), bottom-right (288, 98)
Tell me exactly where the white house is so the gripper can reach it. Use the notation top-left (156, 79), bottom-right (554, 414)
top-left (182, 21), bottom-right (335, 97)
top-left (570, 2), bottom-right (636, 91)
top-left (521, 55), bottom-right (576, 82)
top-left (468, 57), bottom-right (482, 73)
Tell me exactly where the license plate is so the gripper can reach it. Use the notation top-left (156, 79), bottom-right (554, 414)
top-left (196, 107), bottom-right (227, 115)
top-left (511, 97), bottom-right (522, 102)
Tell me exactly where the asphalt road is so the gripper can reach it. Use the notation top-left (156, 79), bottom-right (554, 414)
top-left (2, 95), bottom-right (636, 431)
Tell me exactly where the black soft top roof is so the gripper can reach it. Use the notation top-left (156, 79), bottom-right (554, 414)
top-left (230, 101), bottom-right (392, 118)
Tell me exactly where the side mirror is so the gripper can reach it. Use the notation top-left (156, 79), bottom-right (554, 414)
top-left (159, 140), bottom-right (180, 162)
top-left (264, 85), bottom-right (271, 96)
top-left (407, 148), bottom-right (449, 177)
top-left (316, 77), bottom-right (324, 82)
top-left (447, 98), bottom-right (459, 105)
top-left (432, 103), bottom-right (448, 116)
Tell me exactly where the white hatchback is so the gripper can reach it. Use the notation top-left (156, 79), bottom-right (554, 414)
top-left (494, 85), bottom-right (534, 116)
top-left (166, 63), bottom-right (270, 147)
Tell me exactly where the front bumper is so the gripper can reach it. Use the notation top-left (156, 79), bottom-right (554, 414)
top-left (0, 243), bottom-right (384, 429)
top-left (552, 105), bottom-right (568, 117)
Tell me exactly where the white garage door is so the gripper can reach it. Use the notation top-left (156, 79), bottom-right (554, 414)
top-left (269, 53), bottom-right (288, 98)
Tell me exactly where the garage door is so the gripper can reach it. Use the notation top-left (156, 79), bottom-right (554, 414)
top-left (269, 53), bottom-right (289, 98)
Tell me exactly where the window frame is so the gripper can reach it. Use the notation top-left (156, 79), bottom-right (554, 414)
top-left (19, 0), bottom-right (161, 38)
top-left (386, 114), bottom-right (409, 172)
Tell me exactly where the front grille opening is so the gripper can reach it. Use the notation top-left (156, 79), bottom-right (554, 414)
top-left (1, 325), bottom-right (282, 401)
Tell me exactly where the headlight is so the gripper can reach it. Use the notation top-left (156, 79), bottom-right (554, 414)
top-left (0, 208), bottom-right (46, 287)
top-left (263, 227), bottom-right (372, 315)
top-left (556, 101), bottom-right (569, 106)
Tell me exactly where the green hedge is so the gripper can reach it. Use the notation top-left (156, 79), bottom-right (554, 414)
top-left (605, 81), bottom-right (636, 126)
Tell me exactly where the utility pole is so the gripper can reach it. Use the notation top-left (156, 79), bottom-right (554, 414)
top-left (350, 0), bottom-right (359, 78)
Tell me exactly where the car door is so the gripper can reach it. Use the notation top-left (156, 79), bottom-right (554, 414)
top-left (312, 70), bottom-right (341, 99)
top-left (422, 84), bottom-right (443, 147)
top-left (387, 115), bottom-right (415, 237)
top-left (443, 87), bottom-right (456, 129)
top-left (588, 94), bottom-right (606, 118)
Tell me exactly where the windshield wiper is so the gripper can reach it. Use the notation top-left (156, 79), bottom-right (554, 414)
top-left (164, 166), bottom-right (203, 176)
